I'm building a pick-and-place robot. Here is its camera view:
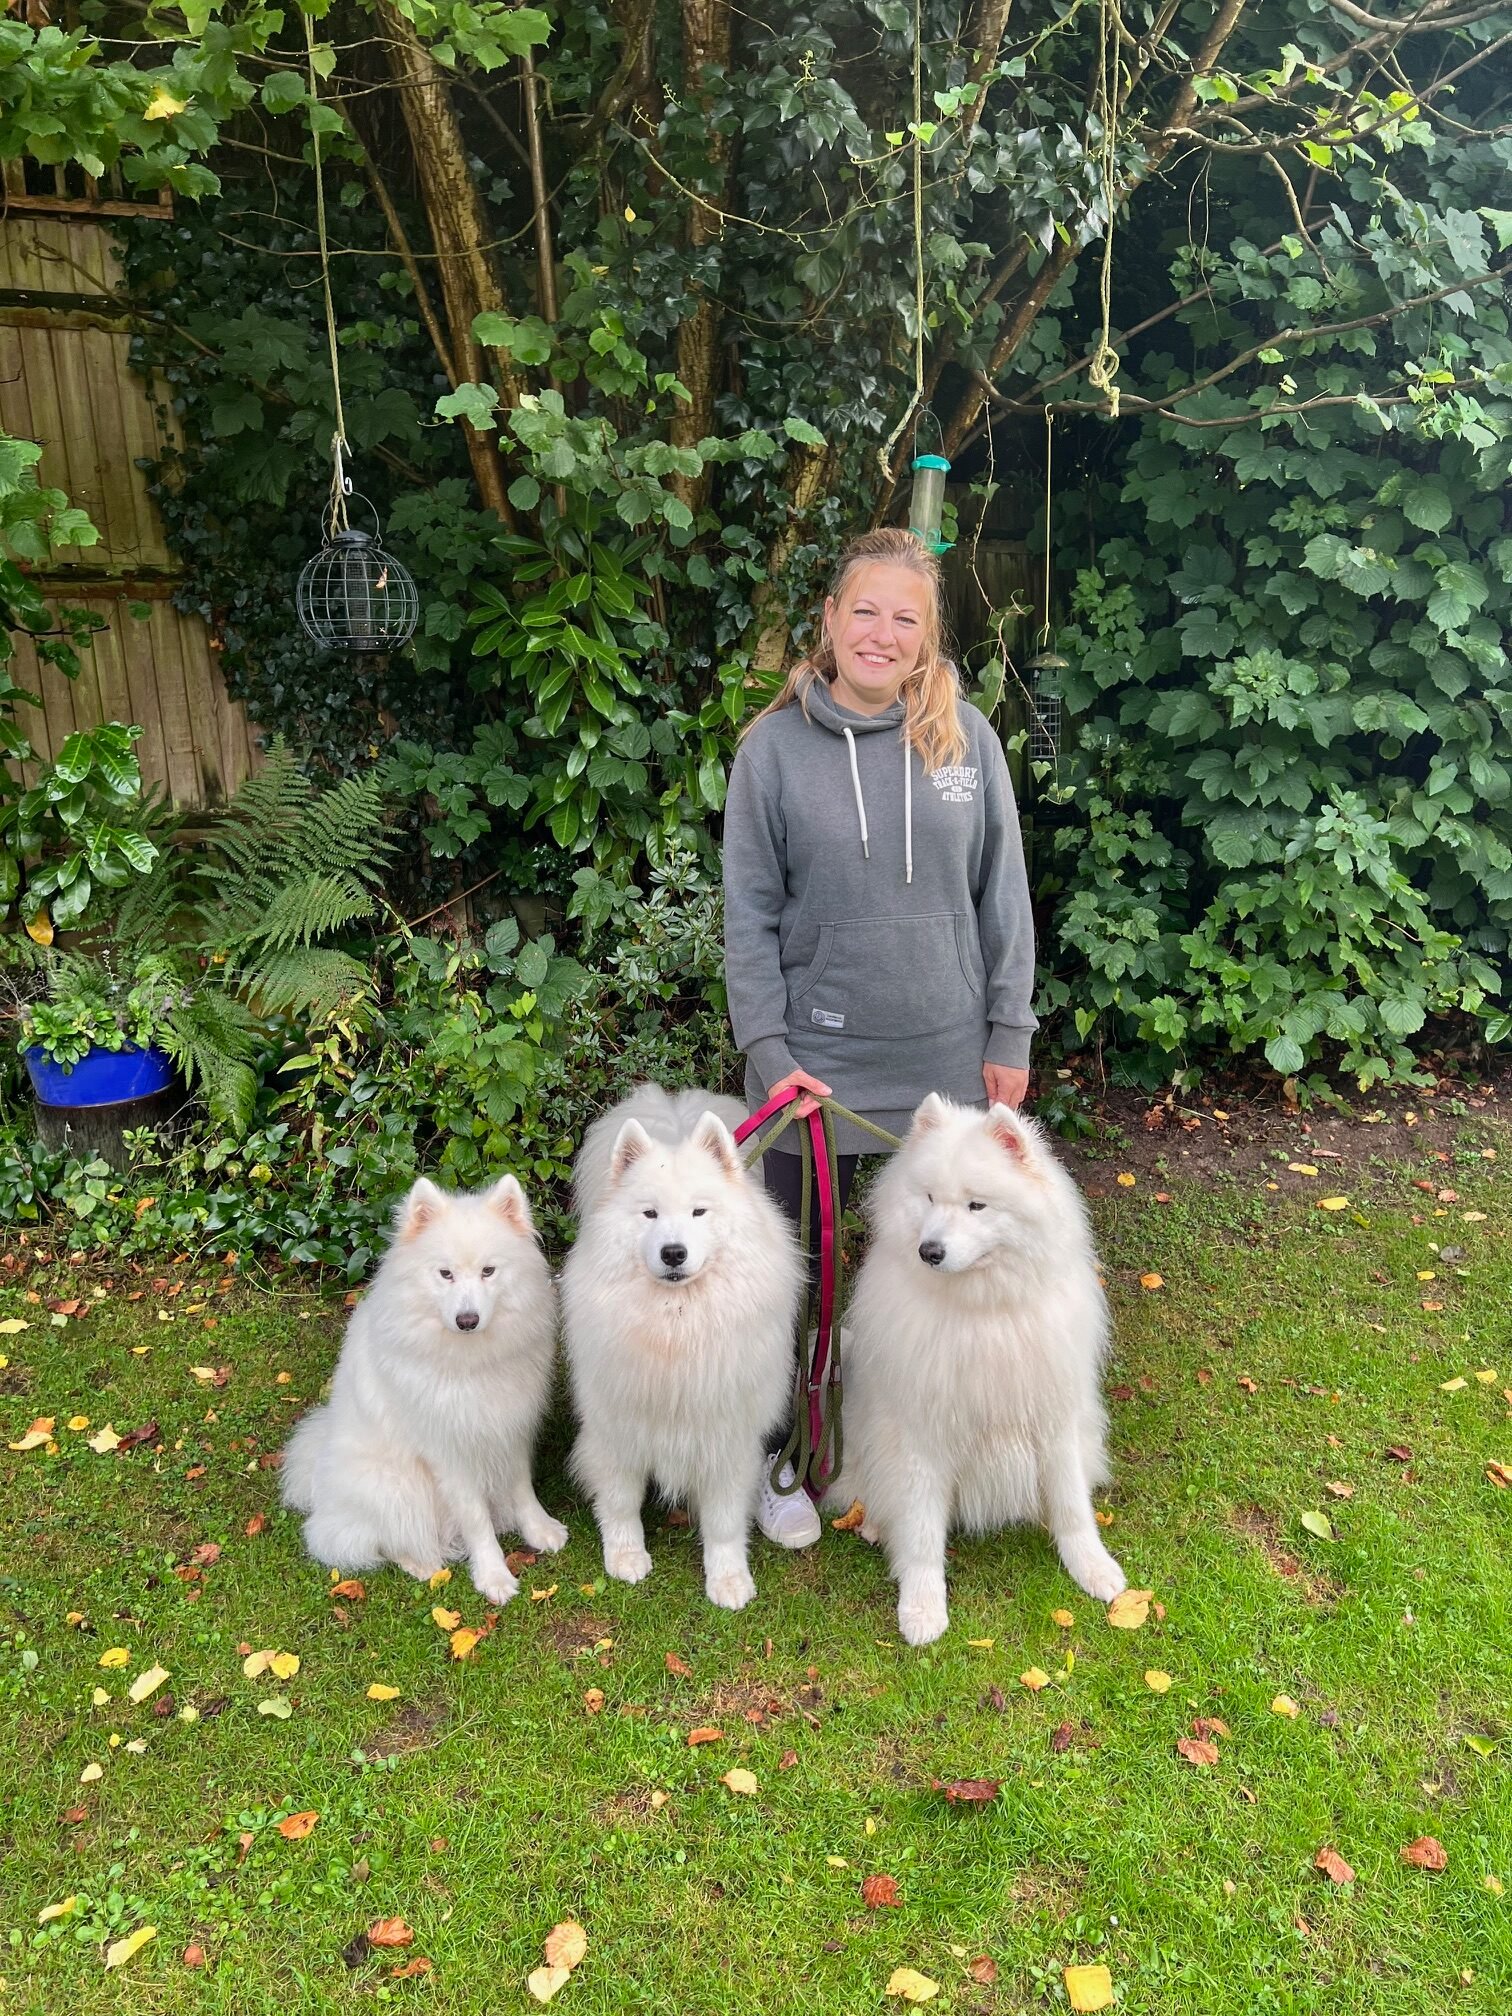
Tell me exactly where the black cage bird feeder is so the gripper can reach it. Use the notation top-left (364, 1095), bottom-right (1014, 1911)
top-left (296, 474), bottom-right (419, 656)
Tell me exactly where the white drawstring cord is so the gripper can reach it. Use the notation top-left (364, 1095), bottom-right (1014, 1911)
top-left (842, 726), bottom-right (870, 858)
top-left (903, 729), bottom-right (913, 885)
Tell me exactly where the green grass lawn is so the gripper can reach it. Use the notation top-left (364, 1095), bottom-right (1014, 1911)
top-left (3, 1155), bottom-right (1511, 2014)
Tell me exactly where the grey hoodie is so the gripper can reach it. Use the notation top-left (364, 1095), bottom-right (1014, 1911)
top-left (723, 680), bottom-right (1037, 1154)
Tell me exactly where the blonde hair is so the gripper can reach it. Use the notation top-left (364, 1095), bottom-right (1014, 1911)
top-left (746, 527), bottom-right (967, 772)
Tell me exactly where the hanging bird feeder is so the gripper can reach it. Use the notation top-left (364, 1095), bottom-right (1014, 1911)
top-left (908, 451), bottom-right (952, 556)
top-left (296, 452), bottom-right (419, 655)
top-left (293, 11), bottom-right (419, 656)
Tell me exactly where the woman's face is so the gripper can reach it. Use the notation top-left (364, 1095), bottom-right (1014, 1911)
top-left (824, 562), bottom-right (930, 714)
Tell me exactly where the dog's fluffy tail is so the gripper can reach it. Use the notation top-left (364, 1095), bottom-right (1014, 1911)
top-left (573, 1082), bottom-right (753, 1215)
top-left (279, 1405), bottom-right (326, 1514)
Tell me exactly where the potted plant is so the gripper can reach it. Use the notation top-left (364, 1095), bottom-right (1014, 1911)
top-left (19, 952), bottom-right (178, 1108)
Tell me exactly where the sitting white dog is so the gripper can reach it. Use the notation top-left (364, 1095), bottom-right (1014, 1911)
top-left (281, 1175), bottom-right (567, 1604)
top-left (840, 1094), bottom-right (1126, 1645)
top-left (562, 1085), bottom-right (802, 1611)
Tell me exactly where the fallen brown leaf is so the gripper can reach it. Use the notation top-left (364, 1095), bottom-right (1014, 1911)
top-left (687, 1726), bottom-right (723, 1746)
top-left (778, 1749), bottom-right (798, 1770)
top-left (1401, 1835), bottom-right (1447, 1871)
top-left (931, 1776), bottom-right (1000, 1803)
top-left (367, 1917), bottom-right (415, 1948)
top-left (1050, 1721), bottom-right (1075, 1754)
top-left (664, 1652), bottom-right (693, 1677)
top-left (277, 1810), bottom-right (319, 1841)
top-left (1315, 1845), bottom-right (1355, 1885)
top-left (390, 1956), bottom-right (432, 1979)
top-left (831, 1499), bottom-right (867, 1531)
top-left (860, 1873), bottom-right (902, 1909)
top-left (182, 1943), bottom-right (206, 1968)
top-left (1176, 1737), bottom-right (1219, 1767)
top-left (331, 1579), bottom-right (366, 1601)
top-left (244, 1514), bottom-right (267, 1537)
top-left (543, 1921), bottom-right (588, 1971)
top-left (967, 1956), bottom-right (998, 1986)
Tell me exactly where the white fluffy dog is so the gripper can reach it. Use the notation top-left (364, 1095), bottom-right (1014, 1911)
top-left (281, 1175), bottom-right (567, 1604)
top-left (562, 1084), bottom-right (802, 1611)
top-left (839, 1094), bottom-right (1126, 1645)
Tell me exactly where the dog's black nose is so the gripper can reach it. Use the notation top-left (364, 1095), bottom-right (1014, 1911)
top-left (455, 1310), bottom-right (479, 1331)
top-left (659, 1243), bottom-right (688, 1270)
top-left (918, 1241), bottom-right (945, 1267)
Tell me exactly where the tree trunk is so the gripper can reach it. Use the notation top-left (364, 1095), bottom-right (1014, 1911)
top-left (749, 443), bottom-right (838, 674)
top-left (372, 0), bottom-right (527, 523)
top-left (669, 0), bottom-right (733, 516)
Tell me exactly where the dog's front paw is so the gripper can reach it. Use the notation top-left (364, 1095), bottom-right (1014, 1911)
top-left (471, 1561), bottom-right (520, 1606)
top-left (1063, 1542), bottom-right (1126, 1604)
top-left (705, 1566), bottom-right (757, 1611)
top-left (523, 1514), bottom-right (570, 1554)
top-left (897, 1577), bottom-right (949, 1647)
top-left (605, 1543), bottom-right (653, 1584)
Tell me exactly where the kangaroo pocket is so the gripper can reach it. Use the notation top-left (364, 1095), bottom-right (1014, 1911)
top-left (788, 912), bottom-right (982, 1042)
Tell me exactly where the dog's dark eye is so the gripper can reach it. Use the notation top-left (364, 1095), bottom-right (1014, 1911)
top-left (439, 1268), bottom-right (453, 1281)
top-left (642, 1208), bottom-right (658, 1220)
top-left (691, 1207), bottom-right (707, 1218)
top-left (968, 1201), bottom-right (987, 1213)
top-left (481, 1266), bottom-right (495, 1278)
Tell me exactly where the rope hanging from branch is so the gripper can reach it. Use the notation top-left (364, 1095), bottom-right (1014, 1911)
top-left (305, 8), bottom-right (352, 536)
top-left (1086, 0), bottom-right (1123, 418)
top-left (879, 0), bottom-right (928, 486)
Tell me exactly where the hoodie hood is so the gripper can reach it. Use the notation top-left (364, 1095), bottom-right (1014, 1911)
top-left (803, 679), bottom-right (914, 883)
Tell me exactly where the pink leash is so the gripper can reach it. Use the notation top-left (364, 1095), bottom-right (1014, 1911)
top-left (733, 1085), bottom-right (837, 1502)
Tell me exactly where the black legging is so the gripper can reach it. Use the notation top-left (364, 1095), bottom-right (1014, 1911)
top-left (761, 1146), bottom-right (859, 1455)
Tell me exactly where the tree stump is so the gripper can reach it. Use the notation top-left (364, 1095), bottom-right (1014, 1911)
top-left (34, 1089), bottom-right (184, 1170)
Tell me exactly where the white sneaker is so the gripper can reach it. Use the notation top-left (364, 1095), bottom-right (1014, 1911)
top-left (757, 1461), bottom-right (822, 1548)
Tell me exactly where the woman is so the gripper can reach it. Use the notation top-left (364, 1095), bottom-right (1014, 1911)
top-left (723, 526), bottom-right (1037, 1546)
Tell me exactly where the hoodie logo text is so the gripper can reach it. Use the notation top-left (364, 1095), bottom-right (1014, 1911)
top-left (931, 764), bottom-right (978, 805)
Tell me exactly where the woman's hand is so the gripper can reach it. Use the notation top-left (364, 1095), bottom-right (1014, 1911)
top-left (769, 1067), bottom-right (832, 1118)
top-left (983, 1062), bottom-right (1029, 1111)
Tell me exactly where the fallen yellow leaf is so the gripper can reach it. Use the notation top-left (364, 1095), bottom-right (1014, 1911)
top-left (721, 1767), bottom-right (759, 1796)
top-left (127, 1665), bottom-right (170, 1705)
top-left (1116, 1173), bottom-right (1136, 1187)
top-left (1440, 1377), bottom-right (1468, 1392)
top-left (1271, 1693), bottom-right (1300, 1718)
top-left (8, 1415), bottom-right (54, 1451)
top-left (1106, 1588), bottom-right (1153, 1629)
top-left (242, 1650), bottom-right (273, 1679)
top-left (67, 1415), bottom-right (90, 1432)
top-left (37, 1896), bottom-right (77, 1924)
top-left (966, 1637), bottom-right (995, 1650)
top-left (80, 1761), bottom-right (104, 1783)
top-left (1318, 1197), bottom-right (1350, 1211)
top-left (1417, 1271), bottom-right (1436, 1282)
top-left (367, 1683), bottom-right (401, 1701)
top-left (91, 1686), bottom-right (109, 1706)
top-left (89, 1419), bottom-right (121, 1450)
top-left (531, 1584), bottom-right (559, 1602)
top-left (1288, 1163), bottom-right (1318, 1176)
top-left (527, 1965), bottom-right (571, 2004)
top-left (1139, 1271), bottom-right (1165, 1290)
top-left (1065, 1962), bottom-right (1115, 2012)
top-left (886, 1967), bottom-right (940, 2003)
top-left (1144, 1669), bottom-right (1172, 1693)
top-left (1474, 1368), bottom-right (1498, 1384)
top-left (543, 1921), bottom-right (588, 1972)
top-left (99, 1647), bottom-right (130, 1669)
top-left (0, 1317), bottom-right (29, 1333)
top-left (431, 1606), bottom-right (461, 1631)
top-left (427, 1567), bottom-right (452, 1589)
top-left (449, 1627), bottom-right (481, 1660)
top-left (826, 1854), bottom-right (849, 1868)
top-left (1019, 1667), bottom-right (1051, 1691)
top-left (104, 1925), bottom-right (157, 1969)
top-left (1051, 1608), bottom-right (1076, 1628)
top-left (269, 1651), bottom-right (299, 1681)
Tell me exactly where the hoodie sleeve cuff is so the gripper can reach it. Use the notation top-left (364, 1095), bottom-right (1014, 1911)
top-left (986, 1024), bottom-right (1035, 1070)
top-left (746, 1035), bottom-right (800, 1089)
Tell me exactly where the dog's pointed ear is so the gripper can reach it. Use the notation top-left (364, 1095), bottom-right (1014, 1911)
top-left (691, 1109), bottom-right (741, 1178)
top-left (985, 1101), bottom-right (1030, 1165)
top-left (486, 1172), bottom-right (532, 1233)
top-left (398, 1176), bottom-right (445, 1240)
top-left (909, 1091), bottom-right (951, 1137)
top-left (609, 1117), bottom-right (655, 1186)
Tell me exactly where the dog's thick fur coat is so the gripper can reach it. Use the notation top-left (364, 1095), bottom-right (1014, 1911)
top-left (281, 1175), bottom-right (566, 1603)
top-left (839, 1094), bottom-right (1125, 1644)
top-left (562, 1083), bottom-right (802, 1610)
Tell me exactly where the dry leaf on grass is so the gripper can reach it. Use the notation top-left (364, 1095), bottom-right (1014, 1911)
top-left (664, 1652), bottom-right (693, 1677)
top-left (967, 1955), bottom-right (998, 1985)
top-left (1106, 1588), bottom-right (1153, 1629)
top-left (885, 1966), bottom-right (939, 2002)
top-left (687, 1726), bottom-right (723, 1746)
top-left (367, 1917), bottom-right (415, 1948)
top-left (1176, 1737), bottom-right (1220, 1767)
top-left (1486, 1461), bottom-right (1512, 1489)
top-left (861, 1874), bottom-right (901, 1909)
top-left (1064, 1963), bottom-right (1115, 2011)
top-left (98, 1647), bottom-right (130, 1669)
top-left (1020, 1666), bottom-right (1051, 1691)
top-left (1401, 1836), bottom-right (1447, 1871)
top-left (543, 1921), bottom-right (588, 1971)
top-left (1051, 1608), bottom-right (1075, 1628)
top-left (278, 1811), bottom-right (318, 1840)
top-left (430, 1606), bottom-right (461, 1632)
top-left (1314, 1846), bottom-right (1355, 1884)
top-left (931, 1777), bottom-right (1001, 1803)
top-left (367, 1683), bottom-right (401, 1701)
top-left (390, 1957), bottom-right (432, 1979)
top-left (103, 1926), bottom-right (157, 1970)
top-left (331, 1579), bottom-right (365, 1601)
top-left (127, 1665), bottom-right (170, 1705)
top-left (79, 1762), bottom-right (104, 1783)
top-left (721, 1768), bottom-right (758, 1796)
top-left (527, 1966), bottom-right (571, 2004)
top-left (449, 1628), bottom-right (481, 1661)
top-left (831, 1500), bottom-right (867, 1531)
top-left (1271, 1694), bottom-right (1300, 1719)
top-left (583, 1689), bottom-right (606, 1715)
top-left (182, 1943), bottom-right (206, 1968)
top-left (1144, 1670), bottom-right (1172, 1693)
top-left (1139, 1271), bottom-right (1164, 1291)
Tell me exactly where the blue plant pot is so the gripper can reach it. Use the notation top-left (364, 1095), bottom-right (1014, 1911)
top-left (25, 1043), bottom-right (176, 1109)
